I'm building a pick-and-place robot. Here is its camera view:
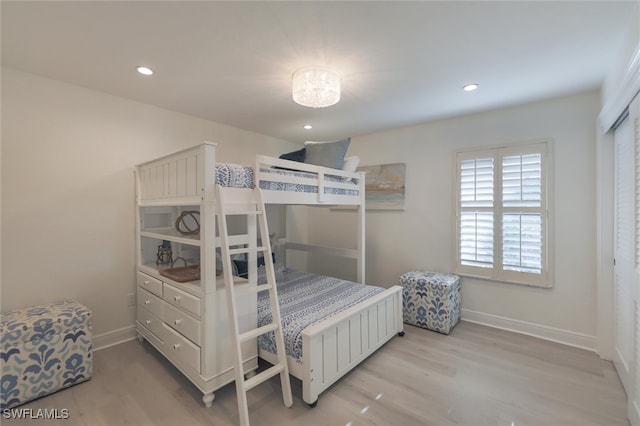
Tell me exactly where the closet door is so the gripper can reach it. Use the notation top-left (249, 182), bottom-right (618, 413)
top-left (632, 97), bottom-right (640, 425)
top-left (613, 105), bottom-right (635, 398)
top-left (613, 95), bottom-right (640, 424)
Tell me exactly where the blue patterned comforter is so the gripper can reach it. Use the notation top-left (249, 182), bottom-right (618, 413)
top-left (215, 163), bottom-right (255, 188)
top-left (258, 167), bottom-right (359, 196)
top-left (257, 268), bottom-right (384, 362)
top-left (215, 163), bottom-right (359, 196)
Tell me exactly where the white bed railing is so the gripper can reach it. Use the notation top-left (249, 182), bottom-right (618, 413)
top-left (255, 155), bottom-right (365, 205)
top-left (137, 145), bottom-right (365, 207)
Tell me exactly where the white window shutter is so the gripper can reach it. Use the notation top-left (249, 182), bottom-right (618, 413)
top-left (502, 213), bottom-right (542, 273)
top-left (460, 158), bottom-right (494, 208)
top-left (502, 153), bottom-right (542, 208)
top-left (460, 211), bottom-right (494, 268)
top-left (501, 153), bottom-right (543, 274)
top-left (458, 155), bottom-right (495, 271)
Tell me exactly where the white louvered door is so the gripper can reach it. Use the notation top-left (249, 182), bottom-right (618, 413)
top-left (631, 96), bottom-right (640, 425)
top-left (614, 110), bottom-right (634, 393)
top-left (613, 96), bottom-right (638, 423)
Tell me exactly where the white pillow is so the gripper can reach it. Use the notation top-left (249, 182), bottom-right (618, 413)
top-left (342, 155), bottom-right (360, 182)
top-left (342, 155), bottom-right (360, 173)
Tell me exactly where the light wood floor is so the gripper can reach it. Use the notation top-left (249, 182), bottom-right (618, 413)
top-left (4, 321), bottom-right (628, 426)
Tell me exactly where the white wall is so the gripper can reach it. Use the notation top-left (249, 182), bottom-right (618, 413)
top-left (601, 1), bottom-right (639, 107)
top-left (1, 67), bottom-right (296, 346)
top-left (307, 91), bottom-right (600, 348)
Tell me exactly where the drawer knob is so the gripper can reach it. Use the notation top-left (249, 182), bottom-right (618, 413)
top-left (144, 300), bottom-right (151, 305)
top-left (174, 319), bottom-right (182, 326)
top-left (173, 343), bottom-right (180, 350)
top-left (174, 295), bottom-right (181, 302)
top-left (145, 320), bottom-right (151, 325)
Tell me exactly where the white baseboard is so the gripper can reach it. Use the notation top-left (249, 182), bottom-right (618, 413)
top-left (94, 314), bottom-right (597, 354)
top-left (461, 309), bottom-right (597, 352)
top-left (93, 325), bottom-right (137, 351)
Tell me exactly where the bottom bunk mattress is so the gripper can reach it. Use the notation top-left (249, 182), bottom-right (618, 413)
top-left (256, 268), bottom-right (384, 362)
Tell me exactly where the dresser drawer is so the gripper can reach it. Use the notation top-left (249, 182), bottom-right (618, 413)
top-left (163, 302), bottom-right (201, 345)
top-left (137, 271), bottom-right (163, 297)
top-left (137, 287), bottom-right (163, 318)
top-left (162, 324), bottom-right (200, 373)
top-left (137, 308), bottom-right (164, 342)
top-left (137, 321), bottom-right (164, 350)
top-left (163, 284), bottom-right (200, 317)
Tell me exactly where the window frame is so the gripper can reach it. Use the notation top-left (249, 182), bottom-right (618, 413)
top-left (454, 140), bottom-right (553, 288)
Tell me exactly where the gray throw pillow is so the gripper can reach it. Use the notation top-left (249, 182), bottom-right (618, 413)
top-left (304, 138), bottom-right (351, 169)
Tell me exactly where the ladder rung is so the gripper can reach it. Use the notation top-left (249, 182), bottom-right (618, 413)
top-left (234, 283), bottom-right (273, 297)
top-left (239, 323), bottom-right (278, 343)
top-left (224, 210), bottom-right (263, 216)
top-left (228, 246), bottom-right (267, 256)
top-left (243, 364), bottom-right (285, 392)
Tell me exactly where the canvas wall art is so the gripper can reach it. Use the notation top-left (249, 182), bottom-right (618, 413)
top-left (358, 163), bottom-right (406, 210)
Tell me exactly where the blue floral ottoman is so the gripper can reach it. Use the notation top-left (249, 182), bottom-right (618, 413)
top-left (1, 300), bottom-right (93, 409)
top-left (399, 271), bottom-right (461, 334)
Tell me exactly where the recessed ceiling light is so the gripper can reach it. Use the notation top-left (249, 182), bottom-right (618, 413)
top-left (303, 124), bottom-right (313, 130)
top-left (137, 66), bottom-right (154, 76)
top-left (463, 83), bottom-right (478, 92)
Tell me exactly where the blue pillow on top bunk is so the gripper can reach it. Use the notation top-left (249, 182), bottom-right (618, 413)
top-left (274, 147), bottom-right (306, 171)
top-left (304, 138), bottom-right (350, 169)
top-left (279, 147), bottom-right (306, 163)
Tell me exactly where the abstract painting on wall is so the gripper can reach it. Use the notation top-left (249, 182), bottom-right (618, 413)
top-left (358, 163), bottom-right (406, 210)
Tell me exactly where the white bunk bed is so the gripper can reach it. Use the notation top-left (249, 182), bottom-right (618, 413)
top-left (135, 142), bottom-right (403, 408)
top-left (252, 155), bottom-right (404, 406)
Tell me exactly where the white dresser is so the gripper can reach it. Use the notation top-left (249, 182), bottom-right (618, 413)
top-left (134, 143), bottom-right (258, 407)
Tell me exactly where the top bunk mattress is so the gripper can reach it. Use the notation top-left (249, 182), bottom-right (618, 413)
top-left (216, 163), bottom-right (359, 197)
top-left (256, 268), bottom-right (384, 362)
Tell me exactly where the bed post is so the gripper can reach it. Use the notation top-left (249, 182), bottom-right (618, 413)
top-left (357, 171), bottom-right (366, 284)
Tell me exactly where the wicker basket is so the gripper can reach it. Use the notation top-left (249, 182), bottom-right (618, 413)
top-left (159, 257), bottom-right (201, 282)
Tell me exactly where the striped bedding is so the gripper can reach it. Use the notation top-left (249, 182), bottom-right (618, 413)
top-left (256, 268), bottom-right (384, 362)
top-left (215, 163), bottom-right (359, 196)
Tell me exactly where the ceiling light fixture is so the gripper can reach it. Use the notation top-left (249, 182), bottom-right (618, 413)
top-left (292, 67), bottom-right (341, 108)
top-left (137, 66), bottom-right (154, 76)
top-left (303, 124), bottom-right (313, 130)
top-left (463, 83), bottom-right (478, 92)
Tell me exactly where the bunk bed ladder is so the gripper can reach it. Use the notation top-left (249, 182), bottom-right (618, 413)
top-left (215, 185), bottom-right (293, 426)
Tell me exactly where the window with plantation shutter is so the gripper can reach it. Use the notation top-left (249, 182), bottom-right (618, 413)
top-left (459, 155), bottom-right (494, 268)
top-left (455, 142), bottom-right (551, 287)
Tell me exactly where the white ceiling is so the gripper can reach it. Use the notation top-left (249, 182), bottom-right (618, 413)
top-left (1, 1), bottom-right (637, 142)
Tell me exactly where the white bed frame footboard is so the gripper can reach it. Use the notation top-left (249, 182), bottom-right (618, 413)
top-left (259, 285), bottom-right (404, 405)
